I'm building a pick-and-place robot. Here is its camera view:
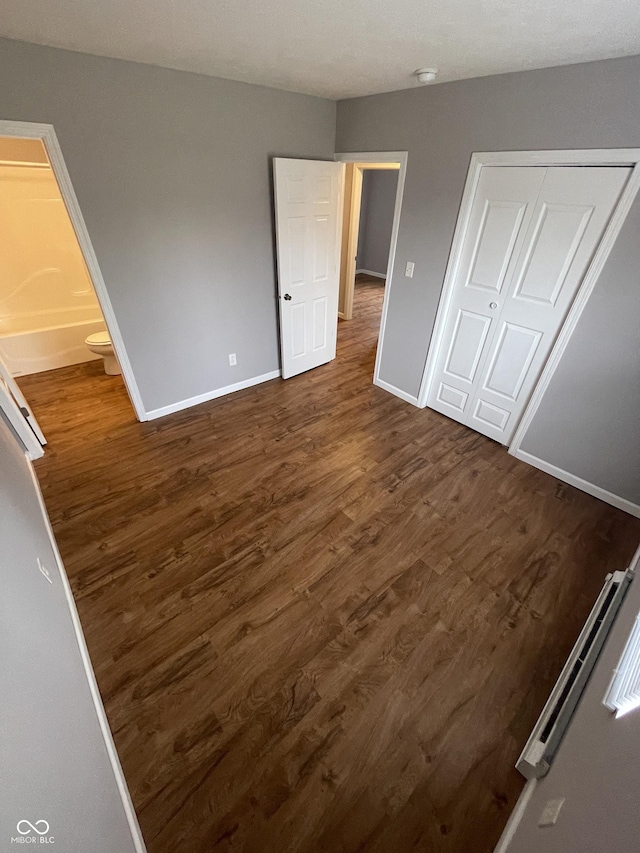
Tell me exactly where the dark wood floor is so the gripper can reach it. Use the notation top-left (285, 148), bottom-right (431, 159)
top-left (20, 277), bottom-right (640, 853)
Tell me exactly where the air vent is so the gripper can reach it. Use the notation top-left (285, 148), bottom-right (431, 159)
top-left (517, 569), bottom-right (632, 780)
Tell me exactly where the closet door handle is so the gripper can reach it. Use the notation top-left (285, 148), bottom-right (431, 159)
top-left (283, 293), bottom-right (292, 301)
top-left (489, 302), bottom-right (498, 309)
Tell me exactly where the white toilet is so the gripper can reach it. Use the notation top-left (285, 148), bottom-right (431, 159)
top-left (85, 330), bottom-right (121, 376)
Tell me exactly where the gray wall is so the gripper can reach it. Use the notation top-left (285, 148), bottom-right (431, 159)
top-left (0, 417), bottom-right (143, 851)
top-left (0, 38), bottom-right (336, 413)
top-left (521, 196), bottom-right (640, 504)
top-left (356, 169), bottom-right (398, 275)
top-left (505, 546), bottom-right (640, 853)
top-left (336, 54), bottom-right (640, 503)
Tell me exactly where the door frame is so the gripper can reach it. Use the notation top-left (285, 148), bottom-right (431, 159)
top-left (416, 149), bottom-right (640, 454)
top-left (0, 379), bottom-right (44, 459)
top-left (338, 161), bottom-right (401, 322)
top-left (338, 162), bottom-right (363, 322)
top-left (0, 119), bottom-right (146, 421)
top-left (335, 151), bottom-right (408, 393)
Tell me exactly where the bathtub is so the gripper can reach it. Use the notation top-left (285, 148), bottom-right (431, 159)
top-left (0, 307), bottom-right (107, 376)
top-left (0, 162), bottom-right (108, 377)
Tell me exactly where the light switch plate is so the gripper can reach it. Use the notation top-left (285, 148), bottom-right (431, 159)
top-left (538, 798), bottom-right (565, 827)
top-left (405, 261), bottom-right (415, 278)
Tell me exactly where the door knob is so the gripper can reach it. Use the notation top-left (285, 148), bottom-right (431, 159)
top-left (489, 301), bottom-right (498, 309)
top-left (283, 293), bottom-right (292, 301)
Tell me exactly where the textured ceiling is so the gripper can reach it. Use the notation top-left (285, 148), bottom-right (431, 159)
top-left (1, 0), bottom-right (639, 99)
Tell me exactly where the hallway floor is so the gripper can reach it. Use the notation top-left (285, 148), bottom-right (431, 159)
top-left (19, 281), bottom-right (640, 852)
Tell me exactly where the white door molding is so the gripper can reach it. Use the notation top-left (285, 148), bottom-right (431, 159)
top-left (417, 149), bottom-right (640, 458)
top-left (0, 380), bottom-right (44, 459)
top-left (334, 151), bottom-right (408, 394)
top-left (0, 120), bottom-right (146, 422)
top-left (0, 349), bottom-right (46, 445)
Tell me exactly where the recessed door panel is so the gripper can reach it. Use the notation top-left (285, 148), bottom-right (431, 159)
top-left (484, 322), bottom-right (541, 401)
top-left (286, 176), bottom-right (305, 203)
top-left (312, 297), bottom-right (328, 351)
top-left (287, 217), bottom-right (306, 286)
top-left (436, 382), bottom-right (468, 413)
top-left (444, 310), bottom-right (491, 383)
top-left (314, 215), bottom-right (329, 282)
top-left (514, 203), bottom-right (594, 305)
top-left (473, 399), bottom-right (510, 431)
top-left (467, 200), bottom-right (527, 293)
top-left (290, 302), bottom-right (306, 358)
top-left (315, 176), bottom-right (331, 204)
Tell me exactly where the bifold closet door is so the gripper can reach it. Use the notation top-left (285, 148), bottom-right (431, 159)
top-left (428, 165), bottom-right (630, 443)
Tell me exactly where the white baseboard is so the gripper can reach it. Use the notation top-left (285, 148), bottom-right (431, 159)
top-left (374, 377), bottom-right (420, 407)
top-left (493, 779), bottom-right (537, 853)
top-left (514, 449), bottom-right (640, 518)
top-left (355, 268), bottom-right (386, 279)
top-left (145, 369), bottom-right (281, 420)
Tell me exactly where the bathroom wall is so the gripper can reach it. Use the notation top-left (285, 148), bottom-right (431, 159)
top-left (0, 141), bottom-right (105, 374)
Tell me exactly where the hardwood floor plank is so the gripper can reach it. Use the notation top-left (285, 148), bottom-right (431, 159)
top-left (18, 274), bottom-right (640, 852)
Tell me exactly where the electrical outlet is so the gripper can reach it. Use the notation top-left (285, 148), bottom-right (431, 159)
top-left (405, 261), bottom-right (415, 278)
top-left (538, 798), bottom-right (565, 827)
top-left (228, 353), bottom-right (237, 366)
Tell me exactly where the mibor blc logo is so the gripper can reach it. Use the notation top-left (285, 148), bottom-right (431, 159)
top-left (11, 820), bottom-right (55, 844)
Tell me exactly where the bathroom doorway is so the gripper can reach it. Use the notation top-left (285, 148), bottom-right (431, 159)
top-left (0, 122), bottom-right (144, 442)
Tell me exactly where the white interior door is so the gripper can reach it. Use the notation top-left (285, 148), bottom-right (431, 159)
top-left (428, 165), bottom-right (630, 443)
top-left (274, 158), bottom-right (344, 379)
top-left (0, 350), bottom-right (46, 457)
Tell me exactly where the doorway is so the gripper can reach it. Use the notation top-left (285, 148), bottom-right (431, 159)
top-left (0, 121), bottom-right (145, 448)
top-left (335, 152), bottom-right (406, 390)
top-left (338, 161), bottom-right (400, 323)
top-left (272, 152), bottom-right (407, 385)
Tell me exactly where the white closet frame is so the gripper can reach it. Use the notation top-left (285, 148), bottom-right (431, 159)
top-left (417, 149), bottom-right (640, 463)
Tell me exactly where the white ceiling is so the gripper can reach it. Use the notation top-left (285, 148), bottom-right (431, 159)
top-left (2, 0), bottom-right (639, 100)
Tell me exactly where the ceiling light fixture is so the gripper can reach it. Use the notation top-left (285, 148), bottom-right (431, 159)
top-left (415, 67), bottom-right (438, 84)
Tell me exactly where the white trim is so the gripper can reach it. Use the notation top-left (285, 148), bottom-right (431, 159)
top-left (373, 377), bottom-right (419, 407)
top-left (339, 163), bottom-right (363, 321)
top-left (514, 449), bottom-right (640, 518)
top-left (355, 268), bottom-right (386, 278)
top-left (26, 456), bottom-right (147, 852)
top-left (417, 151), bottom-right (484, 409)
top-left (467, 149), bottom-right (640, 167)
top-left (418, 149), bottom-right (640, 425)
top-left (335, 151), bottom-right (408, 398)
top-left (0, 381), bottom-right (44, 459)
top-left (493, 779), bottom-right (537, 853)
top-left (0, 349), bottom-right (46, 445)
top-left (509, 159), bottom-right (640, 454)
top-left (145, 369), bottom-right (281, 420)
top-left (0, 120), bottom-right (147, 422)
